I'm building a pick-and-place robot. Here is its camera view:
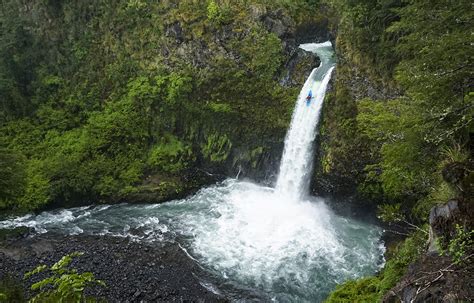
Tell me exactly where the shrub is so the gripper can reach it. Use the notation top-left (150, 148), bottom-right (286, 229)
top-left (24, 252), bottom-right (105, 303)
top-left (446, 224), bottom-right (474, 265)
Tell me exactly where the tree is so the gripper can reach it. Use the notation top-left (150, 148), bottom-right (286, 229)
top-left (0, 147), bottom-right (26, 210)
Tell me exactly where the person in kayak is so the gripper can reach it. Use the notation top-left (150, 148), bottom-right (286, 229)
top-left (306, 90), bottom-right (312, 106)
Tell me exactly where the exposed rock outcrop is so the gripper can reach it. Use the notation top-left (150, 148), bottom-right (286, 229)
top-left (428, 200), bottom-right (461, 254)
top-left (383, 199), bottom-right (474, 303)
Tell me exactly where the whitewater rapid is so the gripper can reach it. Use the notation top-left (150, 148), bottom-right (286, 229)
top-left (0, 180), bottom-right (383, 301)
top-left (0, 41), bottom-right (384, 302)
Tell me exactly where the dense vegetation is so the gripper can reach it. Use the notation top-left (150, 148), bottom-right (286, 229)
top-left (0, 0), bottom-right (472, 301)
top-left (320, 0), bottom-right (473, 301)
top-left (0, 0), bottom-right (324, 213)
top-left (320, 0), bottom-right (472, 205)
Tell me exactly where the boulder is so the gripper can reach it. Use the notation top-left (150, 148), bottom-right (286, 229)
top-left (165, 22), bottom-right (184, 43)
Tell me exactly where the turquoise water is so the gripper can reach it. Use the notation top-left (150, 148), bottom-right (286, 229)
top-left (0, 42), bottom-right (384, 302)
top-left (0, 179), bottom-right (384, 302)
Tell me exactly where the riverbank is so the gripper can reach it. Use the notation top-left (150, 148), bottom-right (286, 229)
top-left (0, 233), bottom-right (230, 302)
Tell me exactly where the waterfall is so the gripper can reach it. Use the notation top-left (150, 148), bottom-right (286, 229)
top-left (0, 40), bottom-right (385, 303)
top-left (275, 41), bottom-right (335, 199)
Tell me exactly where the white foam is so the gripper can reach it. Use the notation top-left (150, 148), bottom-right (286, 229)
top-left (0, 41), bottom-right (384, 302)
top-left (166, 179), bottom-right (383, 301)
top-left (275, 42), bottom-right (335, 199)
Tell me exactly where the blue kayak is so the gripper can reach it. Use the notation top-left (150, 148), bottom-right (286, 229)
top-left (306, 90), bottom-right (313, 106)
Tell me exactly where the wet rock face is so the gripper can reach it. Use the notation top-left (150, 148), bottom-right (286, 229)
top-left (430, 200), bottom-right (461, 246)
top-left (427, 194), bottom-right (474, 252)
top-left (280, 48), bottom-right (320, 87)
top-left (429, 200), bottom-right (460, 223)
top-left (336, 62), bottom-right (401, 101)
top-left (295, 20), bottom-right (332, 45)
top-left (260, 8), bottom-right (295, 40)
top-left (428, 200), bottom-right (461, 251)
top-left (123, 168), bottom-right (223, 205)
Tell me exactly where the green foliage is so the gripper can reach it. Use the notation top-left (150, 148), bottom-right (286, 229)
top-left (316, 76), bottom-right (372, 191)
top-left (325, 276), bottom-right (379, 303)
top-left (378, 229), bottom-right (427, 292)
top-left (323, 0), bottom-right (472, 203)
top-left (206, 1), bottom-right (226, 25)
top-left (0, 147), bottom-right (26, 210)
top-left (201, 133), bottom-right (232, 163)
top-left (357, 98), bottom-right (436, 199)
top-left (235, 30), bottom-right (283, 78)
top-left (0, 1), bottom-right (40, 121)
top-left (24, 252), bottom-right (105, 303)
top-left (0, 275), bottom-right (25, 303)
top-left (388, 0), bottom-right (472, 145)
top-left (207, 102), bottom-right (232, 113)
top-left (324, 3), bottom-right (472, 300)
top-left (18, 160), bottom-right (51, 211)
top-left (377, 203), bottom-right (403, 223)
top-left (325, 0), bottom-right (401, 84)
top-left (440, 143), bottom-right (469, 166)
top-left (0, 0), bottom-right (307, 211)
top-left (148, 135), bottom-right (194, 173)
top-left (446, 224), bottom-right (474, 265)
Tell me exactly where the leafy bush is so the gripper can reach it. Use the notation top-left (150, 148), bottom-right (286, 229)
top-left (147, 135), bottom-right (194, 173)
top-left (24, 252), bottom-right (105, 303)
top-left (0, 147), bottom-right (26, 210)
top-left (446, 224), bottom-right (474, 264)
top-left (325, 276), bottom-right (379, 303)
top-left (377, 203), bottom-right (403, 223)
top-left (207, 1), bottom-right (222, 24)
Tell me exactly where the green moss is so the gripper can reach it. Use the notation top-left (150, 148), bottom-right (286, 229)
top-left (201, 133), bottom-right (232, 163)
top-left (325, 277), bottom-right (379, 303)
top-left (147, 134), bottom-right (194, 173)
top-left (315, 73), bottom-right (369, 190)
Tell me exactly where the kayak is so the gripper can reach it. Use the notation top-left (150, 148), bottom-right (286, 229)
top-left (306, 90), bottom-right (312, 106)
